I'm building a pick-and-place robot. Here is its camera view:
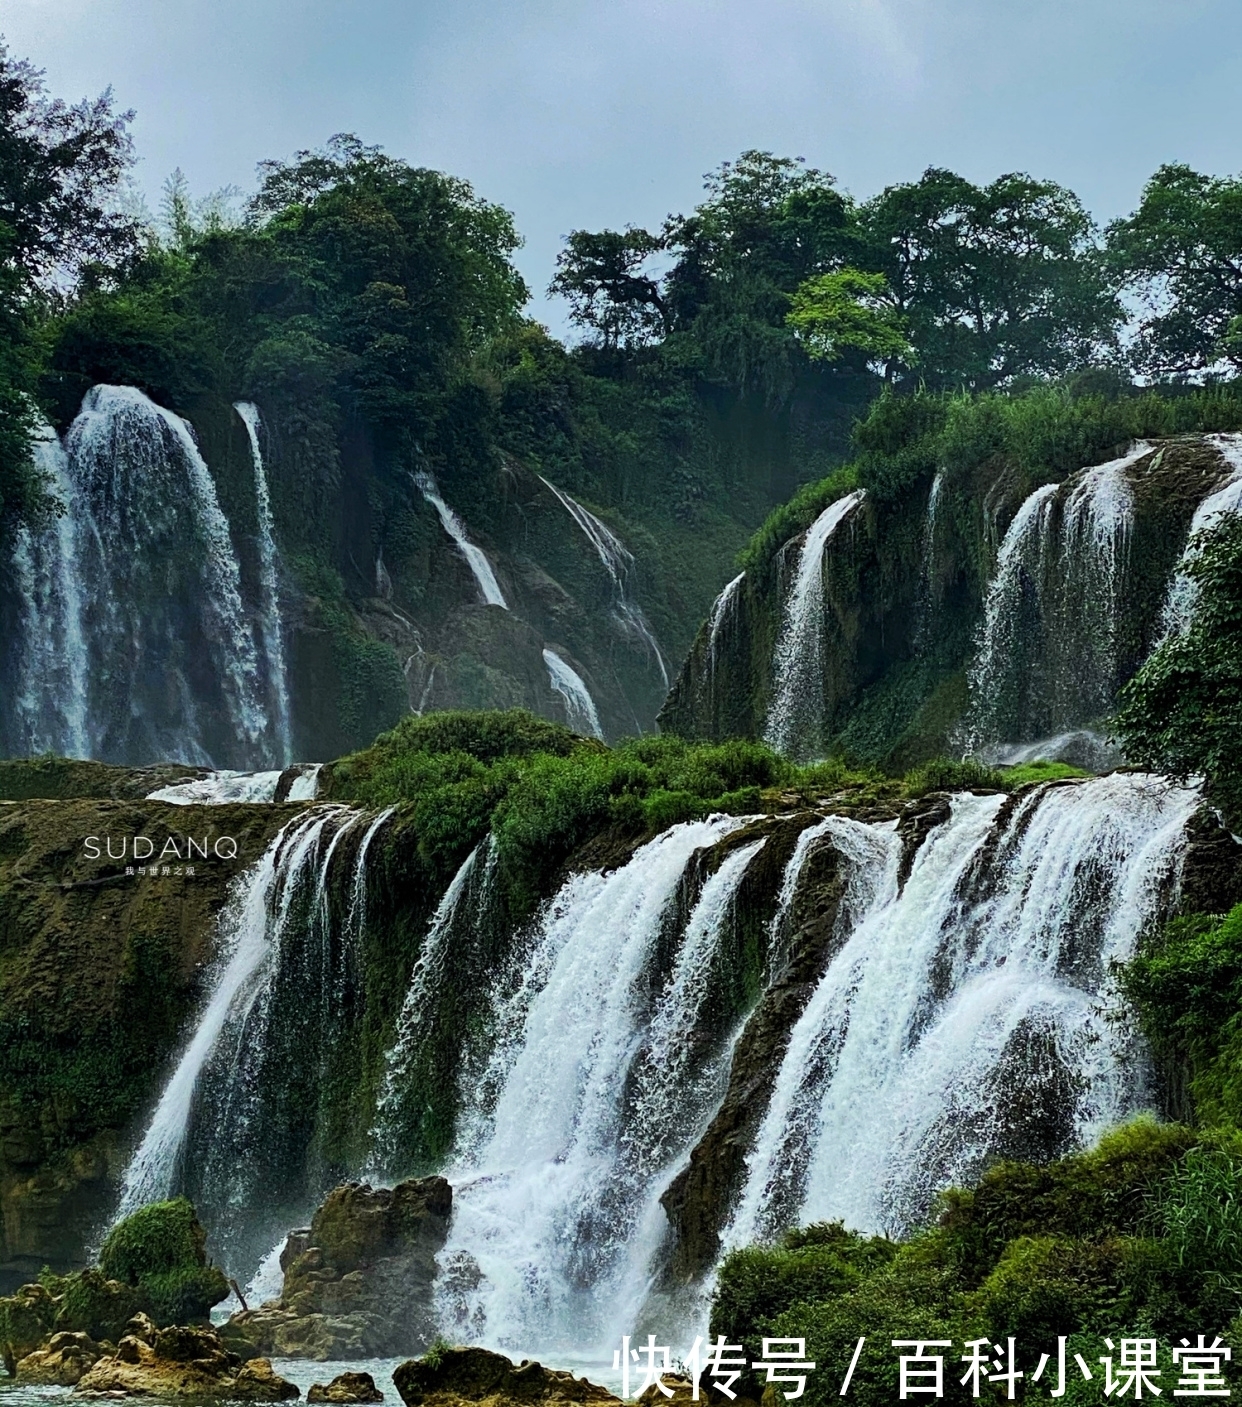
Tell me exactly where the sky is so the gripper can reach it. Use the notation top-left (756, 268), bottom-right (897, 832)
top-left (4, 0), bottom-right (1242, 334)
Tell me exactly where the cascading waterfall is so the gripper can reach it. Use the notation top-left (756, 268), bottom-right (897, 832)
top-left (147, 771), bottom-right (284, 804)
top-left (117, 802), bottom-right (391, 1270)
top-left (415, 471), bottom-right (508, 608)
top-left (235, 402), bottom-right (293, 766)
top-left (7, 422), bottom-right (90, 757)
top-left (764, 490), bottom-right (865, 760)
top-left (1159, 432), bottom-right (1242, 639)
top-left (540, 477), bottom-right (668, 686)
top-left (542, 648), bottom-right (604, 739)
top-left (116, 808), bottom-right (346, 1216)
top-left (729, 773), bottom-right (1197, 1246)
top-left (964, 443), bottom-right (1148, 754)
top-left (707, 573), bottom-right (744, 661)
top-left (436, 816), bottom-right (755, 1356)
top-left (2, 386), bottom-right (293, 767)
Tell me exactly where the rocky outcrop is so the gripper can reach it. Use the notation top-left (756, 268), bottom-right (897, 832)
top-left (0, 796), bottom-right (294, 1290)
top-left (16, 1329), bottom-right (101, 1385)
top-left (74, 1313), bottom-right (298, 1399)
top-left (227, 1177), bottom-right (452, 1359)
top-left (309, 1371), bottom-right (386, 1402)
top-left (393, 1347), bottom-right (618, 1407)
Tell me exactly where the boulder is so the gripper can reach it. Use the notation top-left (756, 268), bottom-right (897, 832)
top-left (0, 1279), bottom-right (58, 1373)
top-left (228, 1177), bottom-right (451, 1359)
top-left (308, 1370), bottom-right (386, 1402)
top-left (393, 1346), bottom-right (619, 1407)
top-left (15, 1330), bottom-right (101, 1385)
top-left (72, 1315), bottom-right (299, 1398)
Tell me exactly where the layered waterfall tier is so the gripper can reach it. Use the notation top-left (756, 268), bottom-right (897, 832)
top-left (661, 434), bottom-right (1242, 768)
top-left (0, 389), bottom-right (290, 768)
top-left (103, 768), bottom-right (1233, 1356)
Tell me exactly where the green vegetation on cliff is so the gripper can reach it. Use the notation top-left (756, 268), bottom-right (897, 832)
top-left (713, 1122), bottom-right (1242, 1407)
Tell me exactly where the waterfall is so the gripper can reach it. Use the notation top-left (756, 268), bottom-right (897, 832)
top-left (3, 387), bottom-right (281, 767)
top-left (542, 648), bottom-right (604, 739)
top-left (540, 477), bottom-right (668, 686)
top-left (371, 838), bottom-right (496, 1173)
top-left (1158, 432), bottom-right (1242, 640)
top-left (915, 470), bottom-right (944, 648)
top-left (116, 803), bottom-right (390, 1270)
top-left (964, 443), bottom-right (1148, 754)
top-left (729, 773), bottom-right (1197, 1245)
top-left (415, 471), bottom-right (508, 608)
top-left (116, 809), bottom-right (347, 1216)
top-left (436, 815), bottom-right (753, 1356)
top-left (147, 771), bottom-right (284, 804)
top-left (707, 573), bottom-right (744, 661)
top-left (7, 423), bottom-right (90, 757)
top-left (287, 764), bottom-right (322, 801)
top-left (764, 490), bottom-right (866, 760)
top-left (235, 402), bottom-right (292, 766)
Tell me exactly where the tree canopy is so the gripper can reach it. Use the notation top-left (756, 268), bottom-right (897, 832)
top-left (1107, 163), bottom-right (1242, 377)
top-left (0, 42), bottom-right (134, 537)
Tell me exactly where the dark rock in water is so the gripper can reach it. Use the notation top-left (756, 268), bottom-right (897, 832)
top-left (73, 1312), bottom-right (298, 1398)
top-left (308, 1370), bottom-right (385, 1402)
top-left (228, 1176), bottom-right (452, 1359)
top-left (15, 1329), bottom-right (101, 1385)
top-left (393, 1347), bottom-right (619, 1407)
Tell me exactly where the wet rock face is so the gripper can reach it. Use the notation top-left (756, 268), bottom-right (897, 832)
top-left (228, 1177), bottom-right (452, 1359)
top-left (393, 1347), bottom-right (619, 1407)
top-left (308, 1370), bottom-right (386, 1402)
top-left (15, 1329), bottom-right (100, 1385)
top-left (72, 1312), bottom-right (298, 1399)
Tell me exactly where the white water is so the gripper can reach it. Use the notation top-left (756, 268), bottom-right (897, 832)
top-left (540, 477), bottom-right (668, 686)
top-left (964, 443), bottom-right (1148, 753)
top-left (707, 572), bottom-right (744, 660)
top-left (116, 808), bottom-right (355, 1218)
top-left (287, 764), bottom-right (323, 801)
top-left (542, 648), bottom-right (604, 739)
top-left (986, 730), bottom-right (1122, 772)
top-left (915, 470), bottom-right (945, 648)
top-left (1159, 433), bottom-right (1242, 639)
top-left (8, 423), bottom-right (90, 757)
top-left (235, 402), bottom-right (293, 765)
top-left (764, 490), bottom-right (866, 760)
top-left (731, 774), bottom-right (1197, 1245)
top-left (415, 471), bottom-right (508, 608)
top-left (147, 770), bottom-right (284, 804)
top-left (5, 387), bottom-right (286, 766)
top-left (371, 840), bottom-right (493, 1170)
top-left (437, 816), bottom-right (751, 1356)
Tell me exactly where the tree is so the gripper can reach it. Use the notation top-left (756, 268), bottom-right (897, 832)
top-left (1114, 515), bottom-right (1242, 824)
top-left (786, 269), bottom-right (913, 378)
top-left (1108, 163), bottom-right (1242, 377)
top-left (549, 227), bottom-right (669, 348)
top-left (858, 168), bottom-right (1121, 388)
top-left (0, 40), bottom-right (135, 537)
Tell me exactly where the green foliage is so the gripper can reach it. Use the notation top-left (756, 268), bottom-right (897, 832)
top-left (1121, 904), bottom-right (1242, 1126)
top-left (0, 41), bottom-right (136, 538)
top-left (715, 1124), bottom-right (1240, 1407)
top-left (786, 269), bottom-right (913, 373)
top-left (1108, 163), bottom-right (1242, 375)
top-left (97, 1197), bottom-right (228, 1325)
top-left (737, 464), bottom-right (859, 571)
top-left (99, 1197), bottom-right (209, 1284)
top-left (903, 757), bottom-right (1005, 797)
top-left (712, 1222), bottom-right (896, 1369)
top-left (1114, 516), bottom-right (1242, 824)
top-left (1000, 760), bottom-right (1089, 786)
top-left (858, 168), bottom-right (1122, 389)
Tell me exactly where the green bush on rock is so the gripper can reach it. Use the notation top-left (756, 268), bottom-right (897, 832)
top-left (98, 1198), bottom-right (229, 1324)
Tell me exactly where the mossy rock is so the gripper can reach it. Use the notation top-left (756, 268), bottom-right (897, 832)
top-left (98, 1198), bottom-right (229, 1323)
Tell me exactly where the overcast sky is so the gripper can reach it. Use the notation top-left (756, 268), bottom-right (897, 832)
top-left (5, 0), bottom-right (1241, 334)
